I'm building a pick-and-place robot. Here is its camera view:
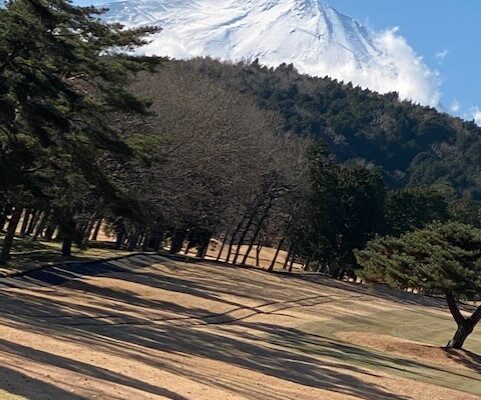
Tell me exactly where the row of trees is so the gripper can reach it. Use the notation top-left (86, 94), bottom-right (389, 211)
top-left (2, 0), bottom-right (481, 350)
top-left (0, 0), bottom-right (159, 261)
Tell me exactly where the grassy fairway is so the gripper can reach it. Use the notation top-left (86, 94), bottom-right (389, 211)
top-left (268, 308), bottom-right (481, 396)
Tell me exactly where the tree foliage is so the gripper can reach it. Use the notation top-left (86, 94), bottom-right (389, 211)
top-left (356, 222), bottom-right (481, 348)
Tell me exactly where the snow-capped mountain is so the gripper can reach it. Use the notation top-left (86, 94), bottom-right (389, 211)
top-left (102, 0), bottom-right (440, 106)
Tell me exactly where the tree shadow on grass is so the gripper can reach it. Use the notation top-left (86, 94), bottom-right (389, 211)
top-left (0, 365), bottom-right (89, 400)
top-left (0, 255), bottom-right (473, 399)
top-left (0, 291), bottom-right (413, 400)
top-left (444, 348), bottom-right (481, 373)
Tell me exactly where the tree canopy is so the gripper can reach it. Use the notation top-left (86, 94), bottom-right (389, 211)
top-left (356, 222), bottom-right (481, 349)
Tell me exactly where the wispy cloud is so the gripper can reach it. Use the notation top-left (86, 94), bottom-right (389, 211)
top-left (450, 99), bottom-right (460, 113)
top-left (469, 106), bottom-right (481, 125)
top-left (435, 49), bottom-right (449, 64)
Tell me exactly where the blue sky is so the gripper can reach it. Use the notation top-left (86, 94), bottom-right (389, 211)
top-left (77, 0), bottom-right (480, 122)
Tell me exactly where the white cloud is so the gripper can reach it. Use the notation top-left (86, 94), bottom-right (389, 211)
top-left (435, 49), bottom-right (449, 63)
top-left (371, 28), bottom-right (441, 107)
top-left (450, 99), bottom-right (460, 113)
top-left (469, 106), bottom-right (481, 125)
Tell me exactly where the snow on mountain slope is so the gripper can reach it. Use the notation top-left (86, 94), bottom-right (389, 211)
top-left (102, 0), bottom-right (440, 106)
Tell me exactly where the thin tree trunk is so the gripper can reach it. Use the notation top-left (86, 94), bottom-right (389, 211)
top-left (288, 251), bottom-right (297, 272)
top-left (91, 218), bottom-right (102, 241)
top-left (269, 217), bottom-right (292, 272)
top-left (241, 202), bottom-right (273, 265)
top-left (127, 233), bottom-right (138, 251)
top-left (216, 231), bottom-right (230, 261)
top-left (303, 255), bottom-right (313, 271)
top-left (26, 210), bottom-right (40, 236)
top-left (19, 208), bottom-right (30, 237)
top-left (44, 224), bottom-right (56, 241)
top-left (0, 205), bottom-right (11, 232)
top-left (255, 244), bottom-right (263, 267)
top-left (141, 235), bottom-right (150, 251)
top-left (283, 245), bottom-right (293, 270)
top-left (233, 209), bottom-right (258, 265)
top-left (33, 211), bottom-right (49, 241)
top-left (196, 237), bottom-right (210, 259)
top-left (150, 225), bottom-right (164, 252)
top-left (0, 207), bottom-right (22, 264)
top-left (225, 216), bottom-right (246, 263)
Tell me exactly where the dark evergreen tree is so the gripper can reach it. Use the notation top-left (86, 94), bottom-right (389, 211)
top-left (356, 222), bottom-right (481, 349)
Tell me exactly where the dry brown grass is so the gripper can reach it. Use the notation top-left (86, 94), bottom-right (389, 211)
top-left (0, 255), bottom-right (477, 399)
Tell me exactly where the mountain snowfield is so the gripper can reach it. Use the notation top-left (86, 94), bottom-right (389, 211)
top-left (103, 0), bottom-right (440, 107)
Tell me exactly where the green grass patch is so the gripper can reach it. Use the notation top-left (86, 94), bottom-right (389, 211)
top-left (267, 309), bottom-right (481, 395)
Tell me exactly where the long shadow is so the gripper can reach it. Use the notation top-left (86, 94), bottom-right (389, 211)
top-left (0, 289), bottom-right (412, 400)
top-left (0, 365), bottom-right (88, 400)
top-left (0, 339), bottom-right (189, 400)
top-left (0, 256), bottom-right (471, 399)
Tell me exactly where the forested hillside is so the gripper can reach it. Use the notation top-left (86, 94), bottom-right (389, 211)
top-left (1, 0), bottom-right (481, 286)
top-left (157, 58), bottom-right (481, 195)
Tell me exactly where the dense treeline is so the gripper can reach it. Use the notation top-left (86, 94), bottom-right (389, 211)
top-left (176, 58), bottom-right (481, 196)
top-left (2, 0), bottom-right (481, 349)
top-left (1, 0), bottom-right (480, 269)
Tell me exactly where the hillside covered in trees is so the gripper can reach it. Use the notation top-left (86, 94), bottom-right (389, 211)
top-left (155, 58), bottom-right (481, 195)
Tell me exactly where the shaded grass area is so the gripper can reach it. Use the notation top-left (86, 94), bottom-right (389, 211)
top-left (268, 309), bottom-right (481, 396)
top-left (0, 236), bottom-right (132, 275)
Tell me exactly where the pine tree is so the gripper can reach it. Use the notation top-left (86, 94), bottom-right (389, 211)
top-left (0, 0), bottom-right (159, 260)
top-left (356, 222), bottom-right (481, 349)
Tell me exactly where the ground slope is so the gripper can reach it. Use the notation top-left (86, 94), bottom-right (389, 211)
top-left (0, 255), bottom-right (479, 399)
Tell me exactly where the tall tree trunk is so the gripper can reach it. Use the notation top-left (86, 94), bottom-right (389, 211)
top-left (19, 208), bottom-right (30, 237)
top-left (288, 252), bottom-right (296, 272)
top-left (232, 210), bottom-right (258, 265)
top-left (26, 209), bottom-right (40, 236)
top-left (115, 224), bottom-right (126, 250)
top-left (255, 244), bottom-right (263, 267)
top-left (81, 215), bottom-right (97, 249)
top-left (149, 225), bottom-right (164, 252)
top-left (445, 290), bottom-right (481, 349)
top-left (127, 233), bottom-right (138, 251)
top-left (91, 218), bottom-right (102, 241)
top-left (170, 230), bottom-right (185, 254)
top-left (241, 202), bottom-right (272, 265)
top-left (61, 237), bottom-right (73, 257)
top-left (44, 224), bottom-right (57, 241)
top-left (303, 255), bottom-right (312, 271)
top-left (141, 235), bottom-right (150, 251)
top-left (216, 231), bottom-right (230, 262)
top-left (33, 211), bottom-right (49, 241)
top-left (268, 218), bottom-right (292, 272)
top-left (197, 237), bottom-right (210, 259)
top-left (283, 245), bottom-right (293, 270)
top-left (0, 207), bottom-right (22, 264)
top-left (225, 217), bottom-right (246, 263)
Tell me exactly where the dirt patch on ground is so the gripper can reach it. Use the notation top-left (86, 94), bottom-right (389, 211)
top-left (337, 331), bottom-right (481, 373)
